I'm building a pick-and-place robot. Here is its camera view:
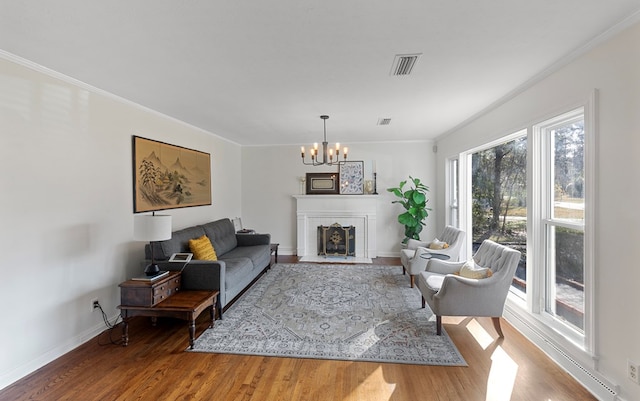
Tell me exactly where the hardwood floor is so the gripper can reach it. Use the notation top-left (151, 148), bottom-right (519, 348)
top-left (0, 256), bottom-right (596, 401)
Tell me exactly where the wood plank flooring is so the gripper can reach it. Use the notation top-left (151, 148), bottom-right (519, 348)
top-left (0, 256), bottom-right (596, 401)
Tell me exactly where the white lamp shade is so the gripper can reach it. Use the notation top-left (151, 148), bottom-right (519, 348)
top-left (133, 215), bottom-right (172, 241)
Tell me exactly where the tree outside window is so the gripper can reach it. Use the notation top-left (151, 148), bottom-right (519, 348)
top-left (471, 136), bottom-right (527, 295)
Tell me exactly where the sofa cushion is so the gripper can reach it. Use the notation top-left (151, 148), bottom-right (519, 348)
top-left (155, 226), bottom-right (206, 260)
top-left (223, 245), bottom-right (270, 271)
top-left (426, 274), bottom-right (445, 292)
top-left (223, 257), bottom-right (254, 288)
top-left (201, 219), bottom-right (238, 256)
top-left (189, 235), bottom-right (218, 260)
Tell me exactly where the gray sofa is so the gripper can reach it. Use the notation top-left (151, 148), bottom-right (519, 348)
top-left (145, 218), bottom-right (271, 312)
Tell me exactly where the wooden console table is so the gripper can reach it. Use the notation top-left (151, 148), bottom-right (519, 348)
top-left (118, 271), bottom-right (219, 349)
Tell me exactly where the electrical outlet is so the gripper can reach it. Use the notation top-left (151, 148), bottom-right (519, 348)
top-left (628, 360), bottom-right (640, 384)
top-left (91, 298), bottom-right (100, 312)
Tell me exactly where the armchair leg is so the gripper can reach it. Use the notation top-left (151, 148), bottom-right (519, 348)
top-left (402, 266), bottom-right (406, 275)
top-left (421, 296), bottom-right (425, 308)
top-left (410, 275), bottom-right (415, 288)
top-left (492, 317), bottom-right (504, 338)
top-left (436, 315), bottom-right (442, 335)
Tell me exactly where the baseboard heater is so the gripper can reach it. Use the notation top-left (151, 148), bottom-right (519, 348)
top-left (504, 308), bottom-right (619, 401)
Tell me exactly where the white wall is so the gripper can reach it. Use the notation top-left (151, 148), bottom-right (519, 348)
top-left (0, 55), bottom-right (242, 389)
top-left (0, 52), bottom-right (439, 389)
top-left (435, 21), bottom-right (640, 401)
top-left (241, 141), bottom-right (437, 257)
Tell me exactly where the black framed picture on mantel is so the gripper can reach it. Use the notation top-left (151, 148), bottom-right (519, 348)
top-left (305, 172), bottom-right (340, 194)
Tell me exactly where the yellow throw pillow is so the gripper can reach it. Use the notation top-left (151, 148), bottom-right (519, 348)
top-left (189, 235), bottom-right (218, 261)
top-left (428, 238), bottom-right (450, 250)
top-left (458, 259), bottom-right (493, 279)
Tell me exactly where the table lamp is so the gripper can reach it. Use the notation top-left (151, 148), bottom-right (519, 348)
top-left (134, 213), bottom-right (172, 276)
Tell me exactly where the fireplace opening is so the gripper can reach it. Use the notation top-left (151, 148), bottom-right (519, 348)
top-left (317, 223), bottom-right (355, 258)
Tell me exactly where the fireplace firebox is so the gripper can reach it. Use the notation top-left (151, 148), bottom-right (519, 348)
top-left (317, 223), bottom-right (355, 258)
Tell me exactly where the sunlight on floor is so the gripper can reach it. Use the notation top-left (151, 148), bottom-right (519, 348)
top-left (466, 319), bottom-right (495, 350)
top-left (462, 318), bottom-right (519, 401)
top-left (486, 346), bottom-right (518, 401)
top-left (350, 366), bottom-right (396, 401)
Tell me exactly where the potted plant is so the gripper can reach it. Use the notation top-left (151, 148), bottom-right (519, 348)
top-left (387, 176), bottom-right (431, 244)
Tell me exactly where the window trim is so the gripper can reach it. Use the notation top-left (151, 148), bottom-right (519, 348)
top-left (456, 90), bottom-right (597, 364)
top-left (445, 157), bottom-right (459, 228)
top-left (529, 92), bottom-right (596, 360)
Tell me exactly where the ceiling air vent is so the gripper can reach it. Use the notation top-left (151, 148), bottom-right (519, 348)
top-left (377, 118), bottom-right (392, 126)
top-left (390, 53), bottom-right (421, 76)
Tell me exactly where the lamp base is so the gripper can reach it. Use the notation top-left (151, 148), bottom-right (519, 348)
top-left (144, 263), bottom-right (161, 276)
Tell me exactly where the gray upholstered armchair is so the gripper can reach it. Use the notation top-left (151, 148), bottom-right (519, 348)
top-left (400, 225), bottom-right (465, 287)
top-left (416, 240), bottom-right (521, 336)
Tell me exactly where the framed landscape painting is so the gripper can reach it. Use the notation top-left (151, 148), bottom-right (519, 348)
top-left (132, 136), bottom-right (211, 213)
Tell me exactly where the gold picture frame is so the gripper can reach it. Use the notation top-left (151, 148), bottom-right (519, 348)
top-left (132, 136), bottom-right (211, 213)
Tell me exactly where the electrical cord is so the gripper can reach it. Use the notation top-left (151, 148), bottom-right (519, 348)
top-left (94, 302), bottom-right (123, 346)
top-left (95, 263), bottom-right (190, 346)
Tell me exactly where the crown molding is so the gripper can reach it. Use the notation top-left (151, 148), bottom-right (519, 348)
top-left (0, 49), bottom-right (240, 147)
top-left (435, 10), bottom-right (640, 142)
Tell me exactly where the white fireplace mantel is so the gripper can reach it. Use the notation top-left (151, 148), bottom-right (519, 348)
top-left (293, 195), bottom-right (377, 262)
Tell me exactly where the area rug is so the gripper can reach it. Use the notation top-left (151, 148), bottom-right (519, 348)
top-left (189, 263), bottom-right (467, 366)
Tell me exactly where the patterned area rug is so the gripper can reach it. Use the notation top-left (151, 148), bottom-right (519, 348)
top-left (189, 263), bottom-right (467, 366)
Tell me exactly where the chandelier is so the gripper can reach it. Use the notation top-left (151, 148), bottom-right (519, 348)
top-left (300, 115), bottom-right (348, 166)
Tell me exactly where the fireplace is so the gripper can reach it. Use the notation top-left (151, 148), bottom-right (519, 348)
top-left (294, 195), bottom-right (377, 263)
top-left (317, 223), bottom-right (355, 258)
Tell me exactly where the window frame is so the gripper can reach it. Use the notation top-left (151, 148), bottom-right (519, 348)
top-left (446, 157), bottom-right (459, 228)
top-left (453, 91), bottom-right (597, 362)
top-left (530, 99), bottom-right (596, 355)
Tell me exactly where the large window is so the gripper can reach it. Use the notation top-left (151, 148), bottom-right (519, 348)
top-left (458, 98), bottom-right (595, 353)
top-left (537, 109), bottom-right (586, 336)
top-left (471, 134), bottom-right (527, 298)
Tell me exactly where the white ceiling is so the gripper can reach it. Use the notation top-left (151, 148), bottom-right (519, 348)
top-left (2, 1), bottom-right (639, 146)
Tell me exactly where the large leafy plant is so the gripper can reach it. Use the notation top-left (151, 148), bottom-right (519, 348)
top-left (387, 176), bottom-right (431, 243)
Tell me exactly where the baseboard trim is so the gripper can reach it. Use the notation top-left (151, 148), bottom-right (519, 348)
top-left (504, 306), bottom-right (619, 401)
top-left (0, 314), bottom-right (119, 391)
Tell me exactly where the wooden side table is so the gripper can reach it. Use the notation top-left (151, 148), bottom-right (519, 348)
top-left (118, 272), bottom-right (219, 349)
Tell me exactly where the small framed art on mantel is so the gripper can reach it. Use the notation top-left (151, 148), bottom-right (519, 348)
top-left (339, 161), bottom-right (364, 195)
top-left (305, 172), bottom-right (340, 194)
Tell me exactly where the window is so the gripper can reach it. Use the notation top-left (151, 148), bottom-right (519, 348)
top-left (457, 94), bottom-right (595, 353)
top-left (447, 158), bottom-right (459, 227)
top-left (470, 133), bottom-right (527, 298)
top-left (536, 109), bottom-right (587, 339)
